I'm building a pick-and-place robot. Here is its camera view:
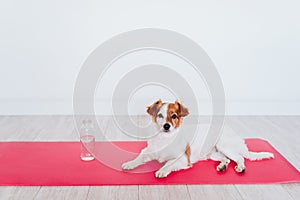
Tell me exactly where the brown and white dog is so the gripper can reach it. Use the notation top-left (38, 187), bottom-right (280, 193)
top-left (122, 100), bottom-right (274, 178)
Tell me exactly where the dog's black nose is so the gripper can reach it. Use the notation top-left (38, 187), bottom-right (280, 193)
top-left (163, 123), bottom-right (170, 131)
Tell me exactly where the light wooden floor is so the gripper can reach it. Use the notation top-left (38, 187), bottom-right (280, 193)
top-left (0, 116), bottom-right (299, 200)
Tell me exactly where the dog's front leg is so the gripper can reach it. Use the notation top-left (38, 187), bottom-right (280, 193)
top-left (122, 148), bottom-right (153, 170)
top-left (155, 156), bottom-right (189, 178)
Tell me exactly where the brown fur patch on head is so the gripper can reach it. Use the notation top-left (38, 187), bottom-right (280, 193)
top-left (166, 101), bottom-right (189, 128)
top-left (146, 99), bottom-right (163, 121)
top-left (175, 100), bottom-right (189, 117)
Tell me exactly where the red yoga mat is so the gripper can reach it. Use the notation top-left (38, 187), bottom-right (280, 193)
top-left (0, 139), bottom-right (299, 186)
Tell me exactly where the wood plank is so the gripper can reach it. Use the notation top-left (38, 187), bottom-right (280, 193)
top-left (34, 186), bottom-right (89, 200)
top-left (139, 185), bottom-right (190, 200)
top-left (0, 187), bottom-right (15, 199)
top-left (88, 186), bottom-right (138, 200)
top-left (104, 116), bottom-right (140, 141)
top-left (235, 185), bottom-right (293, 200)
top-left (188, 185), bottom-right (242, 200)
top-left (282, 183), bottom-right (300, 200)
top-left (0, 186), bottom-right (40, 199)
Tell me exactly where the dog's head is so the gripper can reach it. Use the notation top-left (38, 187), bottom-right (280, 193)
top-left (146, 99), bottom-right (189, 133)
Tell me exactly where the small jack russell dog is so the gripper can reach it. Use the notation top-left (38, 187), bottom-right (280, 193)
top-left (122, 100), bottom-right (274, 178)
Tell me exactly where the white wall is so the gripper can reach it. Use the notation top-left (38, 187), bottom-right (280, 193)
top-left (0, 0), bottom-right (299, 115)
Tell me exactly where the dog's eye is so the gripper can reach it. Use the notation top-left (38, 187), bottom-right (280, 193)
top-left (171, 114), bottom-right (177, 119)
top-left (158, 113), bottom-right (163, 118)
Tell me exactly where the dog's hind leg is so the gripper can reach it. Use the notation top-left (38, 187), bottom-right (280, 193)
top-left (209, 149), bottom-right (230, 172)
top-left (221, 151), bottom-right (246, 173)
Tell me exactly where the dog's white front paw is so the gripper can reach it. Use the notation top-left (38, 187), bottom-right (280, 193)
top-left (155, 169), bottom-right (171, 178)
top-left (216, 163), bottom-right (228, 172)
top-left (122, 161), bottom-right (137, 170)
top-left (235, 165), bottom-right (246, 173)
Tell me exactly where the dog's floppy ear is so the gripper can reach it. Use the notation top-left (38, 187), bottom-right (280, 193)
top-left (146, 99), bottom-right (163, 116)
top-left (175, 100), bottom-right (189, 117)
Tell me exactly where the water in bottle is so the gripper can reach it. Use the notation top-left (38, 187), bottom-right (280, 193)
top-left (80, 119), bottom-right (95, 161)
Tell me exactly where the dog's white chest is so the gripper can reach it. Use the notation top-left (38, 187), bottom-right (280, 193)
top-left (146, 132), bottom-right (188, 162)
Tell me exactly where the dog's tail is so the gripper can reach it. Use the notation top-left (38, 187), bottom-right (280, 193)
top-left (243, 151), bottom-right (274, 161)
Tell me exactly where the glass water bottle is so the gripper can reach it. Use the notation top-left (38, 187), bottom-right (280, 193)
top-left (80, 119), bottom-right (95, 161)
